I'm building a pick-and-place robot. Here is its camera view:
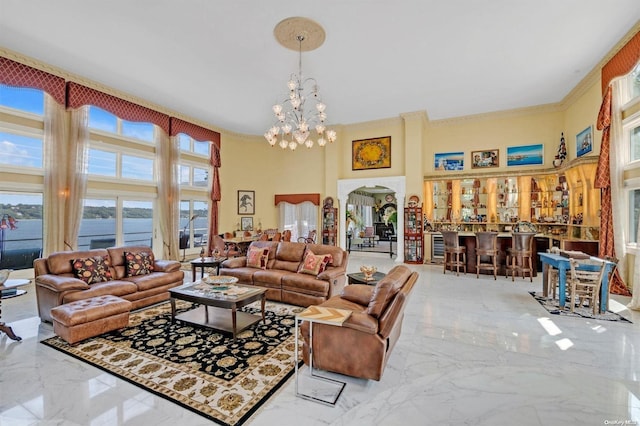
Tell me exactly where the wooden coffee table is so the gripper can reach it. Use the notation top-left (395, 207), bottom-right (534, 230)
top-left (169, 278), bottom-right (266, 340)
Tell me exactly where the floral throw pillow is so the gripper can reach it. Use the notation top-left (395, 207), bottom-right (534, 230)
top-left (124, 251), bottom-right (155, 277)
top-left (71, 256), bottom-right (113, 284)
top-left (298, 250), bottom-right (332, 276)
top-left (246, 246), bottom-right (269, 269)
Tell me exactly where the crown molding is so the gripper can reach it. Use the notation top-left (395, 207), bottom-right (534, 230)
top-left (344, 116), bottom-right (403, 131)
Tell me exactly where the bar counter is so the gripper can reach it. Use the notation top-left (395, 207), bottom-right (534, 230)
top-left (425, 231), bottom-right (599, 276)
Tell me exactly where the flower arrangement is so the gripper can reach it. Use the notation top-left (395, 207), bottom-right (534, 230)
top-left (383, 208), bottom-right (397, 226)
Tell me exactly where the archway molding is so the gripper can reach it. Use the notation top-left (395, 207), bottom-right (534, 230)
top-left (337, 176), bottom-right (406, 263)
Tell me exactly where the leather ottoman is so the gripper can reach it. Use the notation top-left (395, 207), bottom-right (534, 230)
top-left (50, 295), bottom-right (132, 344)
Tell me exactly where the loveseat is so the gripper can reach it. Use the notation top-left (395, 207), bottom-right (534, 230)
top-left (34, 245), bottom-right (184, 323)
top-left (301, 265), bottom-right (418, 381)
top-left (218, 241), bottom-right (348, 306)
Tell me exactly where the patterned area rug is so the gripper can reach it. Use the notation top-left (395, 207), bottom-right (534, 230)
top-left (42, 301), bottom-right (304, 426)
top-left (529, 291), bottom-right (632, 323)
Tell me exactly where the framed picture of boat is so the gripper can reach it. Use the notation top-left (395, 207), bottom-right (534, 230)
top-left (506, 144), bottom-right (543, 166)
top-left (434, 152), bottom-right (464, 171)
top-left (576, 126), bottom-right (593, 157)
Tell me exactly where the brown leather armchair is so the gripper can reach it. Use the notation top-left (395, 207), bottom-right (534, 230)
top-left (300, 265), bottom-right (418, 381)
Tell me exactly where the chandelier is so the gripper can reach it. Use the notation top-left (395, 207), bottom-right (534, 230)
top-left (264, 17), bottom-right (336, 150)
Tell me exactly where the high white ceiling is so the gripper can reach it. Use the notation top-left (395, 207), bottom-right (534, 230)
top-left (1, 1), bottom-right (639, 136)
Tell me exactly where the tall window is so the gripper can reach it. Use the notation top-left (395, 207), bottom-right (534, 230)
top-left (622, 62), bottom-right (640, 246)
top-left (178, 133), bottom-right (211, 255)
top-left (80, 106), bottom-right (158, 249)
top-left (0, 84), bottom-right (45, 257)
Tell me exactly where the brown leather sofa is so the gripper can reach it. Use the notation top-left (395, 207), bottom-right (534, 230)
top-left (34, 245), bottom-right (184, 323)
top-left (301, 265), bottom-right (418, 381)
top-left (219, 241), bottom-right (348, 306)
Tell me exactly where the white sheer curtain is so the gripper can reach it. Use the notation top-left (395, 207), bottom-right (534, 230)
top-left (43, 93), bottom-right (67, 255)
top-left (63, 106), bottom-right (89, 251)
top-left (609, 79), bottom-right (629, 300)
top-left (278, 201), bottom-right (317, 242)
top-left (157, 132), bottom-right (180, 260)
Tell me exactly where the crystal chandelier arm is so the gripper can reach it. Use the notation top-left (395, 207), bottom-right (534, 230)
top-left (265, 19), bottom-right (336, 150)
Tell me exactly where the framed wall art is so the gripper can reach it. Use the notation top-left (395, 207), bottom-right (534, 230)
top-left (352, 136), bottom-right (391, 170)
top-left (434, 152), bottom-right (464, 171)
top-left (471, 149), bottom-right (499, 168)
top-left (576, 125), bottom-right (593, 157)
top-left (241, 217), bottom-right (253, 231)
top-left (506, 144), bottom-right (543, 166)
top-left (238, 190), bottom-right (255, 215)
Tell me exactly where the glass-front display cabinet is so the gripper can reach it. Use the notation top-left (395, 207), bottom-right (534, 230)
top-left (423, 157), bottom-right (600, 259)
top-left (404, 200), bottom-right (423, 264)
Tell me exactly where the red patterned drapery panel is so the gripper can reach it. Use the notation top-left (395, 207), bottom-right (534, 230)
top-left (601, 30), bottom-right (640, 94)
top-left (66, 82), bottom-right (170, 134)
top-left (0, 57), bottom-right (66, 105)
top-left (206, 166), bottom-right (221, 256)
top-left (595, 86), bottom-right (630, 296)
top-left (274, 194), bottom-right (321, 206)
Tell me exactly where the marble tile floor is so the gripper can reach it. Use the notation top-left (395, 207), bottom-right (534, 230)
top-left (2, 253), bottom-right (640, 426)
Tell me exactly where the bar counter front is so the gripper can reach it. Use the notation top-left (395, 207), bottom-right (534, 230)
top-left (425, 231), bottom-right (599, 276)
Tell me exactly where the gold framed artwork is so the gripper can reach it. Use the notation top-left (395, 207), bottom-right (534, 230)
top-left (352, 136), bottom-right (391, 170)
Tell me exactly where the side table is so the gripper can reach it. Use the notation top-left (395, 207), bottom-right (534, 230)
top-left (0, 279), bottom-right (29, 341)
top-left (190, 257), bottom-right (227, 282)
top-left (347, 272), bottom-right (386, 286)
top-left (295, 305), bottom-right (351, 405)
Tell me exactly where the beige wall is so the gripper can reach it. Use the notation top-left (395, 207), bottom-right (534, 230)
top-left (424, 108), bottom-right (565, 177)
top-left (217, 80), bottom-right (606, 236)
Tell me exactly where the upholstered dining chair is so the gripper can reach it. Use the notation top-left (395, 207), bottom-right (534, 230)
top-left (282, 230), bottom-right (292, 242)
top-left (298, 230), bottom-right (317, 243)
top-left (258, 233), bottom-right (269, 241)
top-left (210, 235), bottom-right (228, 257)
top-left (272, 232), bottom-right (282, 241)
top-left (505, 232), bottom-right (536, 282)
top-left (441, 230), bottom-right (466, 276)
top-left (568, 258), bottom-right (606, 314)
top-left (221, 233), bottom-right (240, 257)
top-left (474, 231), bottom-right (498, 279)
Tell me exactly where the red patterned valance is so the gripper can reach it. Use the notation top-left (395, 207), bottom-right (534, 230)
top-left (601, 30), bottom-right (640, 93)
top-left (170, 117), bottom-right (220, 146)
top-left (0, 57), bottom-right (66, 105)
top-left (274, 194), bottom-right (320, 206)
top-left (66, 82), bottom-right (170, 133)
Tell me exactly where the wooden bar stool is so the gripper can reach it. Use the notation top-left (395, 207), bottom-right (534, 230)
top-left (505, 232), bottom-right (536, 282)
top-left (475, 231), bottom-right (498, 279)
top-left (442, 230), bottom-right (466, 276)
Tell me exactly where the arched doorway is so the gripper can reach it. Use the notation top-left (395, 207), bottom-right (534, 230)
top-left (337, 176), bottom-right (405, 262)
